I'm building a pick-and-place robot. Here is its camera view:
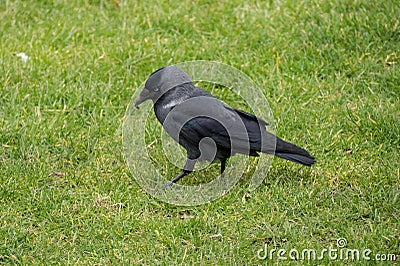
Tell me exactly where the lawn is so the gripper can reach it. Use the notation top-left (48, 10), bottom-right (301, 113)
top-left (0, 0), bottom-right (399, 264)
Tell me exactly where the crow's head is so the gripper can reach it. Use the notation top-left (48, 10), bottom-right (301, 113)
top-left (134, 66), bottom-right (192, 109)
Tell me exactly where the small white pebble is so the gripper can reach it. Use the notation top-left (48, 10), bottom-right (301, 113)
top-left (16, 52), bottom-right (29, 62)
top-left (210, 233), bottom-right (223, 239)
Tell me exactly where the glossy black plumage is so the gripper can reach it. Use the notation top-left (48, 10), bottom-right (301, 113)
top-left (135, 66), bottom-right (315, 189)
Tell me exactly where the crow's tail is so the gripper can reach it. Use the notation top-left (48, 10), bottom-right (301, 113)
top-left (266, 137), bottom-right (316, 166)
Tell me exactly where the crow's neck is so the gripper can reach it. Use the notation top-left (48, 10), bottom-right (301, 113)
top-left (154, 84), bottom-right (195, 124)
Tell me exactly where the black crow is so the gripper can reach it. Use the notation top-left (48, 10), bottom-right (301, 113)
top-left (134, 66), bottom-right (315, 189)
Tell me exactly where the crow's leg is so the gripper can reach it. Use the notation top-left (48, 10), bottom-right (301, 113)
top-left (161, 170), bottom-right (191, 191)
top-left (161, 158), bottom-right (196, 191)
top-left (220, 159), bottom-right (227, 175)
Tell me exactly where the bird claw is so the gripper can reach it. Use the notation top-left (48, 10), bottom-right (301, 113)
top-left (161, 181), bottom-right (174, 191)
top-left (154, 181), bottom-right (176, 195)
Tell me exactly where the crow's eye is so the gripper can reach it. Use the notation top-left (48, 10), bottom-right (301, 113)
top-left (154, 87), bottom-right (159, 92)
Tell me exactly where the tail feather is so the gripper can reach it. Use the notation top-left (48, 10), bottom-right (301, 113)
top-left (273, 137), bottom-right (315, 166)
top-left (275, 152), bottom-right (315, 166)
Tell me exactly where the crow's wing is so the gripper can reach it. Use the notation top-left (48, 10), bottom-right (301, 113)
top-left (190, 87), bottom-right (268, 125)
top-left (232, 108), bottom-right (269, 126)
top-left (161, 97), bottom-right (262, 157)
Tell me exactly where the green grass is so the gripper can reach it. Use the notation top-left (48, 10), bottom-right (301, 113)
top-left (0, 0), bottom-right (399, 264)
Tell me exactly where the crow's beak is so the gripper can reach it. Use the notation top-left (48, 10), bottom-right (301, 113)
top-left (134, 89), bottom-right (150, 109)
